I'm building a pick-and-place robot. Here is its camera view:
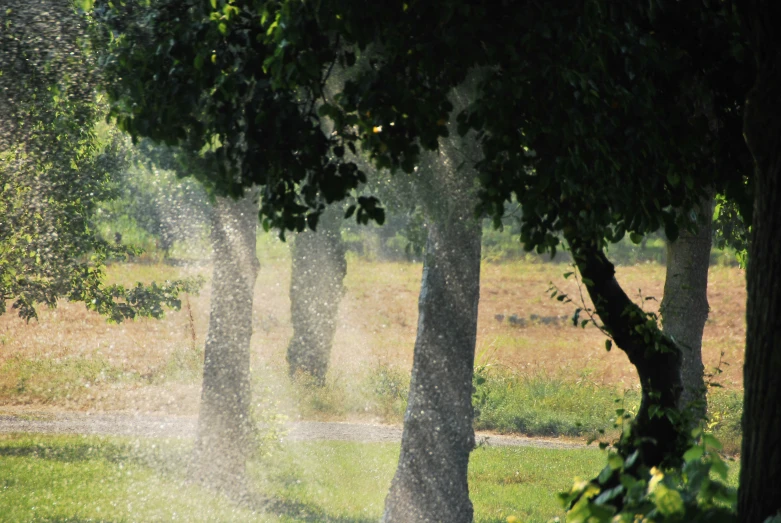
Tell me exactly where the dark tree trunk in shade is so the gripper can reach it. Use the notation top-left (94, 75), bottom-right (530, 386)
top-left (382, 204), bottom-right (482, 523)
top-left (190, 192), bottom-right (259, 491)
top-left (661, 193), bottom-right (714, 425)
top-left (286, 204), bottom-right (347, 385)
top-left (568, 239), bottom-right (687, 469)
top-left (737, 8), bottom-right (781, 519)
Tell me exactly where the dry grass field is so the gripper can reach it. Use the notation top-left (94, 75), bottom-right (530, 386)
top-left (0, 235), bottom-right (746, 421)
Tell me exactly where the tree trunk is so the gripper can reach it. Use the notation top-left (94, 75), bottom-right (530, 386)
top-left (382, 77), bottom-right (483, 522)
top-left (190, 192), bottom-right (259, 492)
top-left (286, 204), bottom-right (347, 385)
top-left (382, 201), bottom-right (482, 523)
top-left (737, 14), bottom-right (781, 520)
top-left (661, 193), bottom-right (714, 426)
top-left (568, 239), bottom-right (687, 469)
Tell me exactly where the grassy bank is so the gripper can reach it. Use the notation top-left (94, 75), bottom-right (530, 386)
top-left (0, 433), bottom-right (612, 522)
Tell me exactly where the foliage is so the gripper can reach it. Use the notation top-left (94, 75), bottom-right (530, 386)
top-left (561, 429), bottom-right (736, 523)
top-left (712, 193), bottom-right (749, 268)
top-left (0, 1), bottom-right (201, 322)
top-left (94, 138), bottom-right (213, 259)
top-left (91, 0), bottom-right (385, 235)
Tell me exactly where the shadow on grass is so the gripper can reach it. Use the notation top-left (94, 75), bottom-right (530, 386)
top-left (37, 519), bottom-right (121, 523)
top-left (0, 438), bottom-right (192, 473)
top-left (263, 498), bottom-right (378, 523)
top-left (0, 441), bottom-right (133, 463)
top-left (0, 438), bottom-right (378, 523)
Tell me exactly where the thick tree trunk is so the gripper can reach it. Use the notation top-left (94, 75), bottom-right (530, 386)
top-left (569, 239), bottom-right (687, 469)
top-left (661, 194), bottom-right (714, 425)
top-left (382, 201), bottom-right (482, 523)
top-left (738, 18), bottom-right (781, 520)
top-left (383, 78), bottom-right (483, 522)
top-left (190, 192), bottom-right (259, 491)
top-left (286, 204), bottom-right (347, 385)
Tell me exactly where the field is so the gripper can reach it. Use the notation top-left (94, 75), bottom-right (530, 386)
top-left (0, 236), bottom-right (747, 520)
top-left (0, 235), bottom-right (746, 445)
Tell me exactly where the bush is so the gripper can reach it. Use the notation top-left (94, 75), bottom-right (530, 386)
top-left (560, 430), bottom-right (737, 523)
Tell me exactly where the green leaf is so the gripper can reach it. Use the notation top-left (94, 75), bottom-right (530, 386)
top-left (629, 232), bottom-right (643, 244)
top-left (710, 455), bottom-right (729, 480)
top-left (607, 453), bottom-right (623, 470)
top-left (683, 445), bottom-right (704, 463)
top-left (653, 484), bottom-right (685, 517)
top-left (702, 433), bottom-right (723, 451)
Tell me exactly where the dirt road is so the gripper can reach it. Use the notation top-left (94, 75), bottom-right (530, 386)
top-left (0, 411), bottom-right (589, 450)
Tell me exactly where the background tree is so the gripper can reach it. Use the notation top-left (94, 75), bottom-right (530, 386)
top-left (95, 139), bottom-right (213, 259)
top-left (660, 193), bottom-right (714, 425)
top-left (286, 203), bottom-right (347, 385)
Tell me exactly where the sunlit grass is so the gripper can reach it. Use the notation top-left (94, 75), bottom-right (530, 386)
top-left (0, 434), bottom-right (613, 523)
top-left (0, 435), bottom-right (270, 522)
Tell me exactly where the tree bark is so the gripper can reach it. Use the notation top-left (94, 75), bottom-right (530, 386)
top-left (382, 200), bottom-right (482, 523)
top-left (568, 239), bottom-right (687, 469)
top-left (190, 192), bottom-right (259, 492)
top-left (737, 10), bottom-right (781, 519)
top-left (661, 193), bottom-right (714, 425)
top-left (286, 204), bottom-right (347, 385)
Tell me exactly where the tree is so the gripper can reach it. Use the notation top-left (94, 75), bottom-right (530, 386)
top-left (660, 193), bottom-right (714, 425)
top-left (286, 203), bottom-right (347, 385)
top-left (1, 1), bottom-right (194, 323)
top-left (190, 191), bottom-right (259, 492)
top-left (95, 139), bottom-right (213, 259)
top-left (735, 3), bottom-right (781, 521)
top-left (93, 0), bottom-right (760, 513)
top-left (384, 87), bottom-right (483, 522)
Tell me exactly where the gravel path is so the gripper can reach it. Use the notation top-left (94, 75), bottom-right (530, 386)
top-left (0, 412), bottom-right (589, 450)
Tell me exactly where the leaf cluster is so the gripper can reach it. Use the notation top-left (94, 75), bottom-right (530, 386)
top-left (561, 430), bottom-right (736, 523)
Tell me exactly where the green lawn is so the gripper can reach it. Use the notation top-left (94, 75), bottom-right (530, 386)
top-left (0, 434), bottom-right (608, 522)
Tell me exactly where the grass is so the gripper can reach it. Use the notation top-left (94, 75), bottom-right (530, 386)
top-left (472, 368), bottom-right (638, 439)
top-left (0, 434), bottom-right (267, 522)
top-left (0, 433), bottom-right (615, 523)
